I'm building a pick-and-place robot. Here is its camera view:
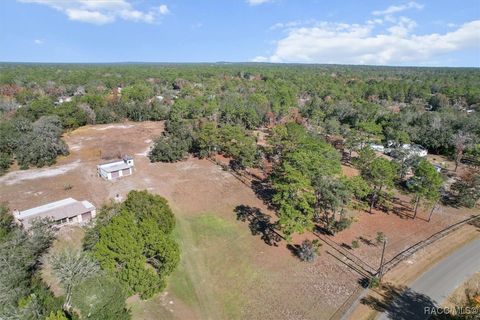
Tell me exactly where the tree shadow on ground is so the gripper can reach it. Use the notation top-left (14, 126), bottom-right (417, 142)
top-left (358, 236), bottom-right (376, 247)
top-left (358, 277), bottom-right (371, 288)
top-left (361, 283), bottom-right (438, 320)
top-left (341, 243), bottom-right (353, 250)
top-left (391, 197), bottom-right (414, 219)
top-left (250, 180), bottom-right (275, 208)
top-left (286, 243), bottom-right (302, 259)
top-left (468, 216), bottom-right (480, 231)
top-left (314, 224), bottom-right (334, 236)
top-left (234, 205), bottom-right (282, 246)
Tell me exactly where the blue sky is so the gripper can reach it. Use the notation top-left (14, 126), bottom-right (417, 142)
top-left (1, 0), bottom-right (479, 66)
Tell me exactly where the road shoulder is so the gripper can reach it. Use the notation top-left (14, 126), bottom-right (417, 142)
top-left (347, 223), bottom-right (480, 320)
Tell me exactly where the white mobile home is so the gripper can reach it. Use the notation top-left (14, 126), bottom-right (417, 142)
top-left (97, 155), bottom-right (134, 180)
top-left (14, 198), bottom-right (96, 229)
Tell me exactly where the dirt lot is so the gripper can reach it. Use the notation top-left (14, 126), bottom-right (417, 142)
top-left (0, 121), bottom-right (478, 320)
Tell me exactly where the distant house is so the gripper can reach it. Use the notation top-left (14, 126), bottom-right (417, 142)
top-left (14, 198), bottom-right (96, 228)
top-left (369, 143), bottom-right (385, 153)
top-left (402, 144), bottom-right (428, 158)
top-left (54, 96), bottom-right (72, 105)
top-left (111, 87), bottom-right (123, 96)
top-left (387, 143), bottom-right (428, 159)
top-left (97, 155), bottom-right (134, 180)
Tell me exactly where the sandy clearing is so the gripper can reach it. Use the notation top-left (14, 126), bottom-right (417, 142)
top-left (0, 160), bottom-right (81, 186)
top-left (93, 124), bottom-right (135, 131)
top-left (136, 146), bottom-right (152, 157)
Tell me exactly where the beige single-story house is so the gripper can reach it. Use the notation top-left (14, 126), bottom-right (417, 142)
top-left (97, 155), bottom-right (134, 180)
top-left (14, 198), bottom-right (96, 228)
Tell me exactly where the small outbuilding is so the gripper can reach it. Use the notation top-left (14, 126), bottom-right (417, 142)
top-left (14, 198), bottom-right (96, 228)
top-left (97, 155), bottom-right (134, 180)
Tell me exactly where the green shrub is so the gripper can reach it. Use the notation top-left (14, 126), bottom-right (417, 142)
top-left (369, 276), bottom-right (380, 288)
top-left (149, 134), bottom-right (190, 162)
top-left (351, 240), bottom-right (360, 249)
top-left (297, 239), bottom-right (321, 262)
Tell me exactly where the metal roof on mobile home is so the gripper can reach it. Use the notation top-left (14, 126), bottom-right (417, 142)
top-left (97, 160), bottom-right (131, 173)
top-left (18, 198), bottom-right (95, 223)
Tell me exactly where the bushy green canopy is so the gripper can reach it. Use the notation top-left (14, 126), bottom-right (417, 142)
top-left (92, 191), bottom-right (179, 299)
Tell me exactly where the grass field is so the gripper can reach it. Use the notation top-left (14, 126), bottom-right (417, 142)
top-left (130, 213), bottom-right (261, 320)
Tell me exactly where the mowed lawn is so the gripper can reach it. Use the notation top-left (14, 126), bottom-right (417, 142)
top-left (129, 213), bottom-right (262, 320)
top-left (131, 213), bottom-right (259, 319)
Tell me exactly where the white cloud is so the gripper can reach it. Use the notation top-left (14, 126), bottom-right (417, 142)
top-left (253, 19), bottom-right (480, 65)
top-left (252, 55), bottom-right (269, 62)
top-left (270, 19), bottom-right (317, 31)
top-left (34, 39), bottom-right (44, 45)
top-left (386, 16), bottom-right (417, 37)
top-left (18, 0), bottom-right (169, 25)
top-left (66, 8), bottom-right (114, 24)
top-left (372, 1), bottom-right (424, 16)
top-left (158, 4), bottom-right (169, 15)
top-left (192, 22), bottom-right (203, 29)
top-left (247, 0), bottom-right (273, 6)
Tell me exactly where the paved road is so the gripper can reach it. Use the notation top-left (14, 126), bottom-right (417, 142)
top-left (378, 238), bottom-right (480, 320)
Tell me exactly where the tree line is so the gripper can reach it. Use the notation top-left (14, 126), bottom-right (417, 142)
top-left (1, 64), bottom-right (479, 174)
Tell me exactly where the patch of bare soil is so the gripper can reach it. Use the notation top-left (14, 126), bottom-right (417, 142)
top-left (342, 164), bottom-right (359, 178)
top-left (0, 160), bottom-right (81, 186)
top-left (330, 191), bottom-right (477, 271)
top-left (0, 121), bottom-right (164, 210)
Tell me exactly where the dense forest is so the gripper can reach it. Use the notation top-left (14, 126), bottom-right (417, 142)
top-left (1, 63), bottom-right (479, 319)
top-left (1, 64), bottom-right (479, 170)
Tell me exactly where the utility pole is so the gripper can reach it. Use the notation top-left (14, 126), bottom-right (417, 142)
top-left (378, 237), bottom-right (388, 283)
top-left (428, 203), bottom-right (437, 222)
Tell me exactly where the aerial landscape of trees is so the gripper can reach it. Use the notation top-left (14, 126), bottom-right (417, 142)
top-left (1, 63), bottom-right (479, 234)
top-left (0, 63), bottom-right (479, 318)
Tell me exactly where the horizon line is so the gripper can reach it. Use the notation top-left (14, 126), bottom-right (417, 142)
top-left (1, 61), bottom-right (479, 69)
